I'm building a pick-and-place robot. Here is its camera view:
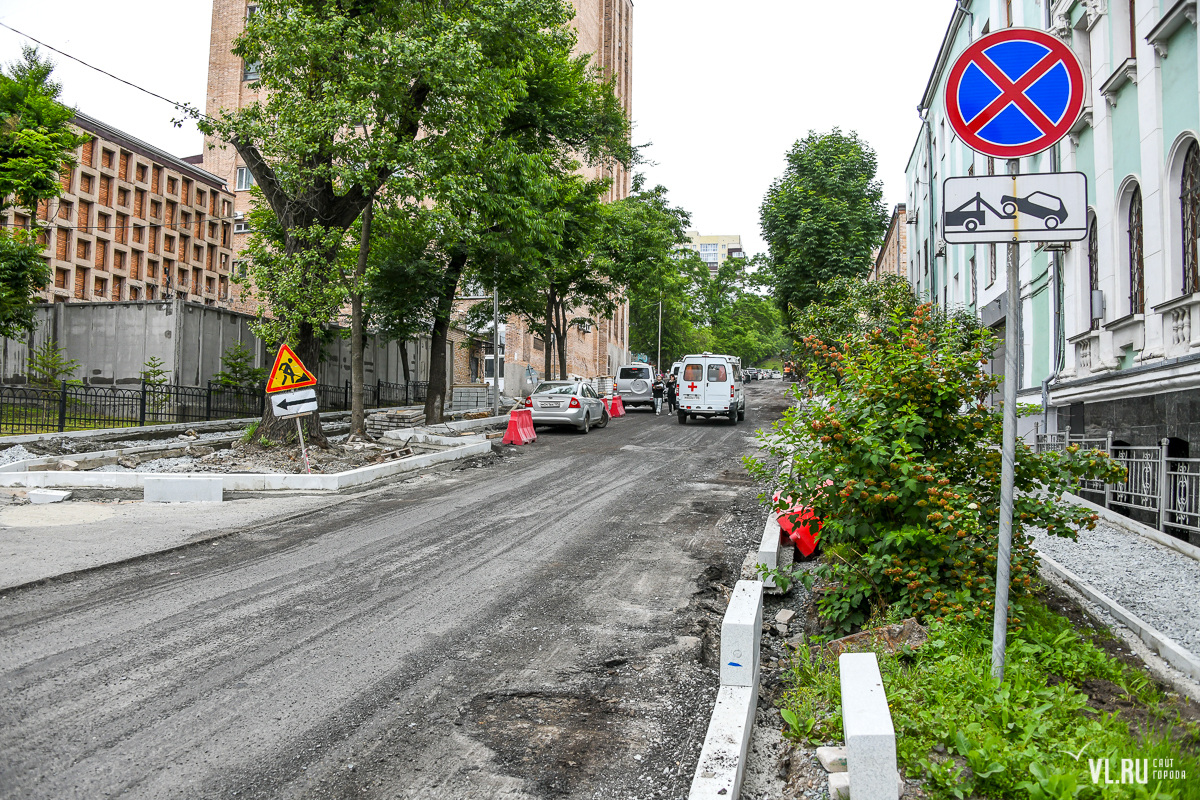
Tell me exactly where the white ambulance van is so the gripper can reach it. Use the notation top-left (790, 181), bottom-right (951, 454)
top-left (675, 353), bottom-right (744, 424)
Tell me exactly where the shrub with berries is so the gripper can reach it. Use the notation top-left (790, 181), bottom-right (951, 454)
top-left (748, 299), bottom-right (1125, 637)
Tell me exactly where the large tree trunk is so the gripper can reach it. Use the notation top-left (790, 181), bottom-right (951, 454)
top-left (399, 339), bottom-right (410, 384)
top-left (423, 251), bottom-right (467, 423)
top-left (258, 320), bottom-right (329, 447)
top-left (555, 298), bottom-right (569, 380)
top-left (350, 199), bottom-right (373, 437)
top-left (543, 286), bottom-right (554, 380)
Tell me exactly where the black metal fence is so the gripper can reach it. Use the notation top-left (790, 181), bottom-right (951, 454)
top-left (0, 379), bottom-right (428, 435)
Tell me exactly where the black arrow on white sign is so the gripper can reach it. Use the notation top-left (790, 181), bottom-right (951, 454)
top-left (276, 396), bottom-right (318, 409)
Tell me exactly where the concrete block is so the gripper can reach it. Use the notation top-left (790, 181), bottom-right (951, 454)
top-left (143, 476), bottom-right (223, 503)
top-left (720, 579), bottom-right (763, 687)
top-left (828, 772), bottom-right (850, 799)
top-left (756, 514), bottom-right (782, 587)
top-left (28, 489), bottom-right (72, 504)
top-left (687, 684), bottom-right (757, 800)
top-left (775, 608), bottom-right (796, 624)
top-left (817, 745), bottom-right (847, 772)
top-left (840, 652), bottom-right (899, 799)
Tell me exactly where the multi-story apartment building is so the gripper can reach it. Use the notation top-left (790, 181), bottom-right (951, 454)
top-left (872, 204), bottom-right (908, 280)
top-left (5, 113), bottom-right (239, 309)
top-left (905, 0), bottom-right (1199, 450)
top-left (201, 0), bottom-right (634, 392)
top-left (679, 231), bottom-right (745, 276)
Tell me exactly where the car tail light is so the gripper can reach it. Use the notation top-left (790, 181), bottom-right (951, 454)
top-left (525, 396), bottom-right (533, 407)
top-left (569, 397), bottom-right (581, 409)
top-left (730, 385), bottom-right (735, 398)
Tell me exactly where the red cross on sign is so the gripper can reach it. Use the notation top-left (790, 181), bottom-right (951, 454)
top-left (945, 28), bottom-right (1085, 159)
top-left (687, 383), bottom-right (698, 391)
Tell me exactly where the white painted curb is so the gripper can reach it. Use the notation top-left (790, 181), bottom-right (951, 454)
top-left (1040, 553), bottom-right (1200, 681)
top-left (756, 514), bottom-right (781, 588)
top-left (1065, 493), bottom-right (1200, 563)
top-left (0, 439), bottom-right (493, 494)
top-left (689, 579), bottom-right (762, 800)
top-left (840, 652), bottom-right (900, 799)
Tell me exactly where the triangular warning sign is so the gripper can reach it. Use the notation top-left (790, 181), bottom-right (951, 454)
top-left (266, 344), bottom-right (317, 393)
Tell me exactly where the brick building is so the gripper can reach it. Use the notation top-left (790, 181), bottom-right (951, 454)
top-left (871, 204), bottom-right (908, 281)
top-left (5, 113), bottom-right (239, 308)
top-left (201, 0), bottom-right (633, 393)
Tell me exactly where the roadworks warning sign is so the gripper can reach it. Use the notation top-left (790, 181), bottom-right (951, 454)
top-left (266, 344), bottom-right (317, 393)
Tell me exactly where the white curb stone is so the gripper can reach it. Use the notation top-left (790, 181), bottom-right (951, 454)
top-left (817, 745), bottom-right (847, 772)
top-left (687, 684), bottom-right (757, 800)
top-left (828, 771), bottom-right (850, 799)
top-left (28, 489), bottom-right (72, 504)
top-left (840, 652), bottom-right (900, 799)
top-left (143, 476), bottom-right (223, 503)
top-left (720, 580), bottom-right (763, 688)
top-left (756, 514), bottom-right (781, 587)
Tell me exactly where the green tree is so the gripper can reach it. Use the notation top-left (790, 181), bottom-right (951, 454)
top-left (759, 129), bottom-right (888, 326)
top-left (27, 341), bottom-right (79, 388)
top-left (212, 341), bottom-right (267, 390)
top-left (0, 47), bottom-right (89, 336)
top-left (200, 0), bottom-right (585, 437)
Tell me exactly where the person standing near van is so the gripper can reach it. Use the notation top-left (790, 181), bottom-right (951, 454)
top-left (665, 374), bottom-right (678, 413)
top-left (651, 375), bottom-right (665, 415)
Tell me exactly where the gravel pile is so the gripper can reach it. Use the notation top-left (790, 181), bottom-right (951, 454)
top-left (0, 445), bottom-right (36, 465)
top-left (1033, 521), bottom-right (1200, 655)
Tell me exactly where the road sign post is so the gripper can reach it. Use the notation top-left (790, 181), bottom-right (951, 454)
top-left (943, 28), bottom-right (1087, 682)
top-left (266, 346), bottom-right (319, 475)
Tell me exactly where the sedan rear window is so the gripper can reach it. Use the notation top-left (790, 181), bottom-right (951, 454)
top-left (683, 364), bottom-right (703, 381)
top-left (619, 367), bottom-right (650, 379)
top-left (534, 383), bottom-right (575, 395)
top-left (708, 364), bottom-right (728, 382)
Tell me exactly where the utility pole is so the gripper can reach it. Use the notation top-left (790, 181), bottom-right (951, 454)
top-left (492, 283), bottom-right (500, 418)
top-left (991, 158), bottom-right (1021, 681)
top-left (657, 299), bottom-right (662, 375)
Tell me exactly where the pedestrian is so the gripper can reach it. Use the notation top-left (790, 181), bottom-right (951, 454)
top-left (665, 374), bottom-right (678, 413)
top-left (652, 374), bottom-right (665, 415)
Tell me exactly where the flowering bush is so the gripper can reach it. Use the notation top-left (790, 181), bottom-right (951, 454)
top-left (748, 303), bottom-right (1125, 636)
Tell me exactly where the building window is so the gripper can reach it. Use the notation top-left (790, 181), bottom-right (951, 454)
top-left (1088, 215), bottom-right (1100, 329)
top-left (234, 214), bottom-right (250, 233)
top-left (243, 61), bottom-right (261, 82)
top-left (988, 243), bottom-right (997, 286)
top-left (1128, 185), bottom-right (1145, 314)
top-left (236, 168), bottom-right (256, 192)
top-left (1182, 141), bottom-right (1200, 295)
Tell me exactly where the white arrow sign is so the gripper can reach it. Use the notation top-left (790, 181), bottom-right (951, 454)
top-left (270, 388), bottom-right (318, 419)
top-left (942, 172), bottom-right (1088, 244)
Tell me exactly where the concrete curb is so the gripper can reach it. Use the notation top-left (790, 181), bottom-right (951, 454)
top-left (1039, 553), bottom-right (1200, 682)
top-left (1065, 493), bottom-right (1200, 563)
top-left (689, 579), bottom-right (762, 799)
top-left (756, 514), bottom-right (782, 589)
top-left (0, 439), bottom-right (493, 494)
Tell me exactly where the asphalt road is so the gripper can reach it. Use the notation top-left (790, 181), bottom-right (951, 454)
top-left (0, 381), bottom-right (794, 800)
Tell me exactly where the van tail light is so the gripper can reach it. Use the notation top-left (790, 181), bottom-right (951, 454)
top-left (525, 396), bottom-right (533, 407)
top-left (569, 397), bottom-right (581, 409)
top-left (730, 385), bottom-right (735, 398)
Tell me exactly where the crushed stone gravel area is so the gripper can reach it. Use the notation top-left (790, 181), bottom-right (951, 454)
top-left (1033, 520), bottom-right (1200, 655)
top-left (0, 445), bottom-right (36, 465)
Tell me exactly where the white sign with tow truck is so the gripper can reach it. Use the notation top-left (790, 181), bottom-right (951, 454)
top-left (942, 172), bottom-right (1088, 244)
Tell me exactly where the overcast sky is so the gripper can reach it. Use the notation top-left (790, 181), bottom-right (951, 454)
top-left (0, 0), bottom-right (955, 256)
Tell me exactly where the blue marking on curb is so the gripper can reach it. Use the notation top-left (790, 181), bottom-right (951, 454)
top-left (727, 662), bottom-right (742, 667)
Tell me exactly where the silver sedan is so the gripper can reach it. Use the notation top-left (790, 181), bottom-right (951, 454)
top-left (523, 381), bottom-right (609, 433)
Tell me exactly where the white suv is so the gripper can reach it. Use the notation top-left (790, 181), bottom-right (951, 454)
top-left (676, 353), bottom-right (744, 424)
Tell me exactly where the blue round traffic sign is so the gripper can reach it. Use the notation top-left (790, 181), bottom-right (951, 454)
top-left (945, 28), bottom-right (1086, 159)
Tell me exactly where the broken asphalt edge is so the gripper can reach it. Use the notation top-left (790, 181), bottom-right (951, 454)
top-left (688, 520), bottom-right (774, 799)
top-left (1039, 553), bottom-right (1200, 683)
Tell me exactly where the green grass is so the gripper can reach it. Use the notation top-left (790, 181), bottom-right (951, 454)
top-left (756, 358), bottom-right (783, 371)
top-left (781, 598), bottom-right (1200, 799)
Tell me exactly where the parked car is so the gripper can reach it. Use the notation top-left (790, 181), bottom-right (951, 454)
top-left (675, 352), bottom-right (745, 424)
top-left (615, 364), bottom-right (656, 409)
top-left (524, 381), bottom-right (608, 433)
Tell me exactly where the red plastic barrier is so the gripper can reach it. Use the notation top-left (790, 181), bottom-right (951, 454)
top-left (601, 397), bottom-right (611, 414)
top-left (773, 489), bottom-right (823, 557)
top-left (609, 394), bottom-right (626, 417)
top-left (502, 408), bottom-right (538, 445)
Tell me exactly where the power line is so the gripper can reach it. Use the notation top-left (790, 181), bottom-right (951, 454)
top-left (0, 20), bottom-right (210, 123)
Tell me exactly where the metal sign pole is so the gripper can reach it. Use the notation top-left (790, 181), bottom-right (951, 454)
top-left (991, 229), bottom-right (1020, 680)
top-left (295, 416), bottom-right (311, 475)
top-left (493, 285), bottom-right (500, 418)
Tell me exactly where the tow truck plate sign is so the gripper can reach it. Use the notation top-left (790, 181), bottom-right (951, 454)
top-left (942, 172), bottom-right (1088, 244)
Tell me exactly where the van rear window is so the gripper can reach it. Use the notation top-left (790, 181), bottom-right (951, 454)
top-left (619, 367), bottom-right (650, 379)
top-left (683, 364), bottom-right (703, 381)
top-left (707, 364), bottom-right (728, 382)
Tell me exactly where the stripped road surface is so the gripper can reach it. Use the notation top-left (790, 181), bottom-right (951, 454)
top-left (0, 381), bottom-right (792, 800)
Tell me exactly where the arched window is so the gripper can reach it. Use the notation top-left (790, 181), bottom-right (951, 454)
top-left (1088, 215), bottom-right (1100, 329)
top-left (1182, 142), bottom-right (1200, 294)
top-left (1128, 185), bottom-right (1144, 314)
